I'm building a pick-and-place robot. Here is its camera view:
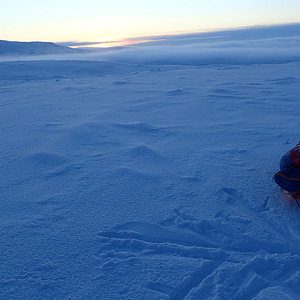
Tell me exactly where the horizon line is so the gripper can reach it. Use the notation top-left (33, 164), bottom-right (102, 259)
top-left (61, 22), bottom-right (300, 49)
top-left (2, 21), bottom-right (300, 48)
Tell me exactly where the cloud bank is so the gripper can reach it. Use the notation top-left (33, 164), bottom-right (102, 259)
top-left (96, 24), bottom-right (300, 65)
top-left (1, 24), bottom-right (300, 65)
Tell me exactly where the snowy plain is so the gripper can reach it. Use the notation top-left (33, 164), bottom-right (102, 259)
top-left (1, 25), bottom-right (300, 299)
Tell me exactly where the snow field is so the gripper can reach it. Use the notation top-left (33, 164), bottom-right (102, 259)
top-left (0, 60), bottom-right (300, 299)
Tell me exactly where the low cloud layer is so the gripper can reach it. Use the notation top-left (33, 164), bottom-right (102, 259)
top-left (97, 24), bottom-right (300, 65)
top-left (1, 24), bottom-right (300, 65)
top-left (99, 38), bottom-right (300, 65)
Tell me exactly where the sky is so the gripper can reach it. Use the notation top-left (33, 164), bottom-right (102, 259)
top-left (1, 0), bottom-right (300, 45)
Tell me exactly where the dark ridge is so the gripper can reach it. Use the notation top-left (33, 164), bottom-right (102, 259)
top-left (0, 40), bottom-right (80, 56)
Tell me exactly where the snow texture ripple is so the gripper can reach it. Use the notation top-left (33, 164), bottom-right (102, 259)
top-left (0, 59), bottom-right (300, 299)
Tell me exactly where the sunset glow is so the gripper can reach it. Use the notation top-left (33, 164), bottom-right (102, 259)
top-left (1, 0), bottom-right (299, 43)
top-left (1, 0), bottom-right (300, 299)
top-left (69, 37), bottom-right (152, 49)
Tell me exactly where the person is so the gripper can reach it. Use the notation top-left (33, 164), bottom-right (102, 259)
top-left (280, 142), bottom-right (300, 170)
top-left (275, 142), bottom-right (300, 202)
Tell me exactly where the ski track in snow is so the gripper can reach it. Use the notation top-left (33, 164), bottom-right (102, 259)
top-left (1, 61), bottom-right (300, 299)
top-left (97, 189), bottom-right (300, 300)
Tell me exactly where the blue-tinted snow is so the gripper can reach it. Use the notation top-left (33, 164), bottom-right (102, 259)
top-left (1, 26), bottom-right (300, 300)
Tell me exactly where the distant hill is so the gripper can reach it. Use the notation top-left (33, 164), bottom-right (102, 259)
top-left (0, 40), bottom-right (79, 56)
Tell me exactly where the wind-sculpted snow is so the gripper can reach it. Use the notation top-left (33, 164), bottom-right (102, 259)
top-left (1, 60), bottom-right (300, 299)
top-left (0, 60), bottom-right (141, 80)
top-left (97, 203), bottom-right (300, 299)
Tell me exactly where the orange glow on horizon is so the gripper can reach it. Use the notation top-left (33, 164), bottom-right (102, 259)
top-left (69, 37), bottom-right (152, 49)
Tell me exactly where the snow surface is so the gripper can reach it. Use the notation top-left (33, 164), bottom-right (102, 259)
top-left (1, 49), bottom-right (300, 298)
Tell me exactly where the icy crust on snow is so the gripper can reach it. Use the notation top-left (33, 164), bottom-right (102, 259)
top-left (1, 60), bottom-right (300, 299)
